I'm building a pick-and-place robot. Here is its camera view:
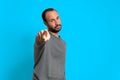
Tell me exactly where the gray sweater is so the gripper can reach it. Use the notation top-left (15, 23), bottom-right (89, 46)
top-left (33, 32), bottom-right (66, 80)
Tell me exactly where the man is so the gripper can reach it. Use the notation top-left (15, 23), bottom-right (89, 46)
top-left (33, 8), bottom-right (66, 80)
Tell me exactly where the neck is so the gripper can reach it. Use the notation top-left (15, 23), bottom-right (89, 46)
top-left (48, 30), bottom-right (59, 38)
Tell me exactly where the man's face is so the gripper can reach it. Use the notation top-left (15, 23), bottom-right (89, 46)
top-left (44, 10), bottom-right (62, 33)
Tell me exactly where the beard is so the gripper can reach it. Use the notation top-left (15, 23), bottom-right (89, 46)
top-left (48, 24), bottom-right (62, 33)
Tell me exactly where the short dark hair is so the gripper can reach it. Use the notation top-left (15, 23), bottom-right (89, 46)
top-left (42, 8), bottom-right (57, 22)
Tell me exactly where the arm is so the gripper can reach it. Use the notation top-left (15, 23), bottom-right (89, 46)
top-left (33, 30), bottom-right (50, 67)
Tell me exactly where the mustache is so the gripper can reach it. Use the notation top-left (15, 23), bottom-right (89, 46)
top-left (55, 24), bottom-right (61, 28)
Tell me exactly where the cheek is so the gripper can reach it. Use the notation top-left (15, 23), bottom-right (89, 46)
top-left (58, 19), bottom-right (61, 23)
top-left (48, 23), bottom-right (55, 27)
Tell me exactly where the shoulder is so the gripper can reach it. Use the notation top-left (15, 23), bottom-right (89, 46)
top-left (60, 37), bottom-right (66, 46)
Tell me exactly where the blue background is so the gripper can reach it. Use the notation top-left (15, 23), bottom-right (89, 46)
top-left (0, 0), bottom-right (120, 80)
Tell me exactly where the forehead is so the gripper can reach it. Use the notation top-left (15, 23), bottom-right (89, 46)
top-left (45, 11), bottom-right (59, 20)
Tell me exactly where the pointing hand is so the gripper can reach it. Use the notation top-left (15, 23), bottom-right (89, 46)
top-left (37, 30), bottom-right (50, 42)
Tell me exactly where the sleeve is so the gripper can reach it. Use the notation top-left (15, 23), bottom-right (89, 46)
top-left (34, 36), bottom-right (45, 64)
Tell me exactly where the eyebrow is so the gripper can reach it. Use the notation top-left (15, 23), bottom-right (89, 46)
top-left (50, 16), bottom-right (59, 20)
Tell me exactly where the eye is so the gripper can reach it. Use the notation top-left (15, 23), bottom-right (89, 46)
top-left (57, 16), bottom-right (59, 20)
top-left (50, 19), bottom-right (55, 22)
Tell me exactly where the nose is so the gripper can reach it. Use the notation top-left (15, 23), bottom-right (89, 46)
top-left (55, 19), bottom-right (59, 25)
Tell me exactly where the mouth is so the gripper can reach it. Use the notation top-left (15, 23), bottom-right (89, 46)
top-left (55, 25), bottom-right (61, 28)
top-left (55, 26), bottom-right (60, 29)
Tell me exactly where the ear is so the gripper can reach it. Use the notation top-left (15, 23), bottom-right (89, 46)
top-left (44, 21), bottom-right (49, 29)
top-left (44, 21), bottom-right (47, 26)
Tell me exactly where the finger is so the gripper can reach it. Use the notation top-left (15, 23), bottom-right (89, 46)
top-left (45, 30), bottom-right (49, 36)
top-left (40, 31), bottom-right (44, 41)
top-left (43, 30), bottom-right (48, 37)
top-left (41, 30), bottom-right (50, 42)
top-left (41, 30), bottom-right (47, 42)
top-left (44, 30), bottom-right (50, 40)
top-left (42, 30), bottom-right (46, 36)
top-left (37, 32), bottom-right (41, 41)
top-left (42, 30), bottom-right (47, 39)
top-left (41, 30), bottom-right (44, 34)
top-left (41, 30), bottom-right (44, 38)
